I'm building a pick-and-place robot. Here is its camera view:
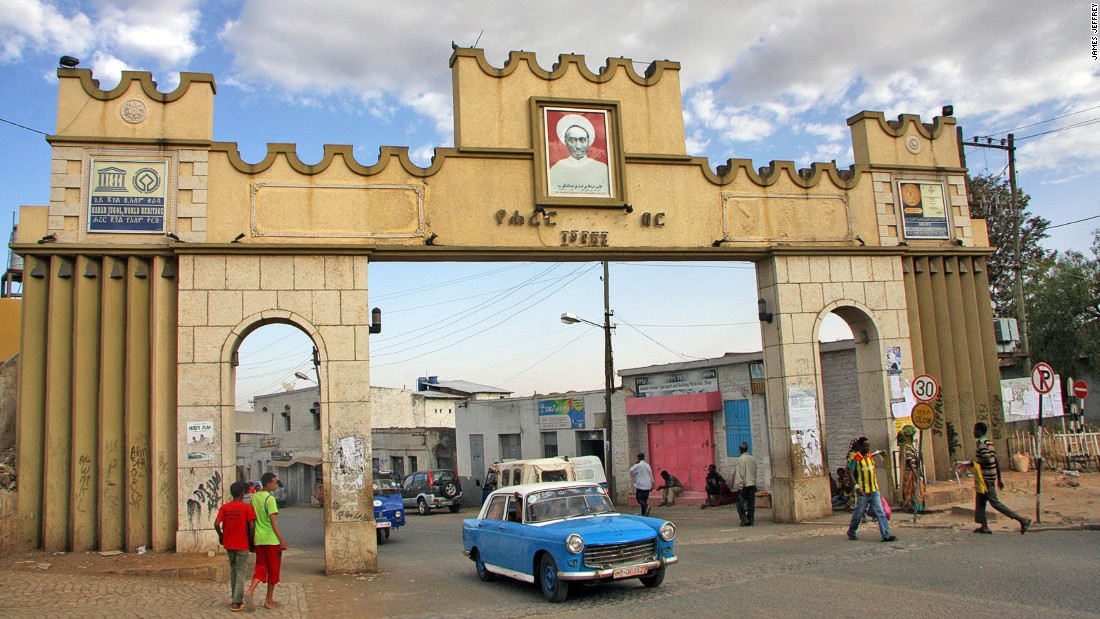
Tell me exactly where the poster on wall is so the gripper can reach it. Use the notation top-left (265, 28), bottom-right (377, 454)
top-left (885, 346), bottom-right (902, 376)
top-left (898, 181), bottom-right (949, 240)
top-left (186, 420), bottom-right (214, 461)
top-left (88, 158), bottom-right (169, 233)
top-left (635, 367), bottom-right (718, 398)
top-left (787, 387), bottom-right (823, 473)
top-left (1001, 377), bottom-right (1064, 423)
top-left (538, 398), bottom-right (586, 430)
top-left (543, 107), bottom-right (614, 198)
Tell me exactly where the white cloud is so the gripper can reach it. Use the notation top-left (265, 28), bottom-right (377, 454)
top-left (0, 0), bottom-right (94, 61)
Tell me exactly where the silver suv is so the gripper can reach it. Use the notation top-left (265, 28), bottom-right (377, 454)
top-left (401, 469), bottom-right (462, 515)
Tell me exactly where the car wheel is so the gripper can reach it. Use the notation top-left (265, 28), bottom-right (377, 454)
top-left (471, 549), bottom-right (496, 582)
top-left (417, 498), bottom-right (430, 516)
top-left (376, 528), bottom-right (389, 545)
top-left (538, 554), bottom-right (569, 603)
top-left (449, 503), bottom-right (461, 514)
top-left (441, 482), bottom-right (459, 499)
top-left (639, 565), bottom-right (665, 588)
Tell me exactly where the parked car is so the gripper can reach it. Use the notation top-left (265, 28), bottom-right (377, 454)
top-left (401, 469), bottom-right (463, 515)
top-left (373, 474), bottom-right (405, 545)
top-left (462, 481), bottom-right (678, 602)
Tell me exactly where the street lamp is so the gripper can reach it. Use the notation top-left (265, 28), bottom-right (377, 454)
top-left (293, 371), bottom-right (315, 383)
top-left (560, 263), bottom-right (617, 499)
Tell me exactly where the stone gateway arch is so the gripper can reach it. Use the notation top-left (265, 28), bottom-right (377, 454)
top-left (11, 48), bottom-right (1004, 573)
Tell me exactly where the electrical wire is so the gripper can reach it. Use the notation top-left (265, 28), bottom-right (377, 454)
top-left (984, 104), bottom-right (1100, 137)
top-left (1017, 117), bottom-right (1100, 141)
top-left (0, 116), bottom-right (47, 135)
top-left (1047, 214), bottom-right (1100, 230)
top-left (496, 329), bottom-right (594, 386)
top-left (615, 314), bottom-right (707, 361)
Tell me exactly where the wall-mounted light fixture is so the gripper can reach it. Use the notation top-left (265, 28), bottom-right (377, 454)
top-left (954, 238), bottom-right (965, 246)
top-left (59, 56), bottom-right (80, 68)
top-left (37, 233), bottom-right (57, 244)
top-left (232, 232), bottom-right (246, 243)
top-left (424, 233), bottom-right (438, 246)
top-left (898, 241), bottom-right (909, 247)
top-left (165, 231), bottom-right (183, 242)
top-left (757, 298), bottom-right (773, 323)
top-left (855, 235), bottom-right (866, 246)
top-left (369, 307), bottom-right (382, 333)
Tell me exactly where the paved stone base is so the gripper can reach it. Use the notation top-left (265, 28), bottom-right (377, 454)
top-left (0, 569), bottom-right (307, 618)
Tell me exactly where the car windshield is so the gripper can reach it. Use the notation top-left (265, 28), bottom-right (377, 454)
top-left (525, 486), bottom-right (615, 522)
top-left (373, 478), bottom-right (401, 494)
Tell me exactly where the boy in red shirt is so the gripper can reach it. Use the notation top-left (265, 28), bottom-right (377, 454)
top-left (215, 481), bottom-right (257, 612)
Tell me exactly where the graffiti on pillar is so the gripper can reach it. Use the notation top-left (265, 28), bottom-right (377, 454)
top-left (128, 439), bottom-right (148, 507)
top-left (946, 422), bottom-right (961, 463)
top-left (931, 396), bottom-right (945, 437)
top-left (76, 454), bottom-right (92, 508)
top-left (988, 396), bottom-right (1005, 441)
top-left (334, 436), bottom-right (367, 496)
top-left (787, 387), bottom-right (823, 476)
top-left (185, 470), bottom-right (222, 529)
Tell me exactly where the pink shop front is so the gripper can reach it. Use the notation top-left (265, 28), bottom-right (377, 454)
top-left (620, 358), bottom-right (773, 504)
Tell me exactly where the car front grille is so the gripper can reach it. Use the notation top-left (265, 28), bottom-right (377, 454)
top-left (583, 539), bottom-right (657, 569)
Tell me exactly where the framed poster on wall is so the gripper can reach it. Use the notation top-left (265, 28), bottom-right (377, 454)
top-left (87, 158), bottom-right (170, 233)
top-left (531, 98), bottom-right (626, 208)
top-left (898, 181), bottom-right (949, 240)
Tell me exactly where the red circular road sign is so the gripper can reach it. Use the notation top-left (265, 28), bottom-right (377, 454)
top-left (912, 374), bottom-right (939, 403)
top-left (1073, 380), bottom-right (1089, 400)
top-left (1031, 362), bottom-right (1056, 394)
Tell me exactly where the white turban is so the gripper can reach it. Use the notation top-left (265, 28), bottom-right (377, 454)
top-left (555, 114), bottom-right (596, 144)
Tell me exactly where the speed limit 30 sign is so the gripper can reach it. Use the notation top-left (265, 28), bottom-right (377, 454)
top-left (912, 374), bottom-right (940, 403)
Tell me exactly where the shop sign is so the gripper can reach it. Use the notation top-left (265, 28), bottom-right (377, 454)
top-left (538, 398), bottom-right (586, 430)
top-left (635, 367), bottom-right (718, 398)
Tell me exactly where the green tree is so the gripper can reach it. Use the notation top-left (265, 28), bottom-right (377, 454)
top-left (968, 174), bottom-right (1053, 317)
top-left (1027, 229), bottom-right (1100, 378)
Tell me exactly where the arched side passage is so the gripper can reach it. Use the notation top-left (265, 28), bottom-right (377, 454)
top-left (756, 253), bottom-right (914, 523)
top-left (176, 253), bottom-right (377, 574)
top-left (815, 301), bottom-right (894, 499)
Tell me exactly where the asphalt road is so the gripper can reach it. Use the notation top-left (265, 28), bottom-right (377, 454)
top-left (274, 503), bottom-right (1100, 618)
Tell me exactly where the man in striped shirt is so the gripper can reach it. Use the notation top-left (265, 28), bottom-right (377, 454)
top-left (973, 422), bottom-right (1031, 534)
top-left (846, 436), bottom-right (897, 542)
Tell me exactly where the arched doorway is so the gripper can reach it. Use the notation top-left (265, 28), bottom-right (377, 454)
top-left (817, 304), bottom-right (893, 501)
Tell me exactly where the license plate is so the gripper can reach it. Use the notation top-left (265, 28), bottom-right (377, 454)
top-left (376, 521), bottom-right (392, 528)
top-left (612, 564), bottom-right (649, 579)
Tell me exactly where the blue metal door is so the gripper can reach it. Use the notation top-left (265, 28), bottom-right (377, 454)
top-left (724, 400), bottom-right (752, 456)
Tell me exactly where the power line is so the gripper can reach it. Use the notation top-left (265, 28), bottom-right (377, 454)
top-left (1048, 214), bottom-right (1100, 230)
top-left (1017, 117), bottom-right (1100, 141)
top-left (984, 104), bottom-right (1100, 137)
top-left (0, 117), bottom-right (47, 135)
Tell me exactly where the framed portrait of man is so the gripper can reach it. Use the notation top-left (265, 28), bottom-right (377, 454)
top-left (530, 98), bottom-right (626, 208)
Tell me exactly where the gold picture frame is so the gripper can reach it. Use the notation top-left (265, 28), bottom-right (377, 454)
top-left (530, 97), bottom-right (626, 208)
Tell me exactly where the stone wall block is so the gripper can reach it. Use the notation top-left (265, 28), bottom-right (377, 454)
top-left (864, 281), bottom-right (887, 310)
top-left (225, 256), bottom-right (261, 291)
top-left (178, 364), bottom-right (221, 407)
top-left (242, 290), bottom-right (279, 320)
top-left (260, 256), bottom-right (294, 290)
top-left (193, 327), bottom-right (230, 363)
top-left (320, 326), bottom-right (356, 361)
top-left (207, 290), bottom-right (244, 327)
top-left (327, 361), bottom-right (372, 403)
top-left (294, 256), bottom-right (325, 291)
top-left (786, 256), bottom-right (810, 283)
top-left (808, 257), bottom-right (831, 283)
top-left (850, 256), bottom-right (873, 282)
top-left (312, 290), bottom-right (341, 326)
top-left (277, 290), bottom-right (313, 323)
top-left (178, 290), bottom-right (208, 326)
top-left (340, 291), bottom-right (373, 325)
top-left (799, 283), bottom-right (824, 314)
top-left (177, 327), bottom-right (194, 364)
top-left (193, 256), bottom-right (226, 290)
top-left (325, 257), bottom-right (355, 290)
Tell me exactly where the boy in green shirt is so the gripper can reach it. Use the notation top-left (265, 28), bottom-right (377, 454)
top-left (245, 472), bottom-right (289, 610)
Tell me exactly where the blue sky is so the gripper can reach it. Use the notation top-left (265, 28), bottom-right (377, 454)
top-left (2, 1), bottom-right (1097, 407)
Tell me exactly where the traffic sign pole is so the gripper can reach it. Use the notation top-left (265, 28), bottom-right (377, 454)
top-left (1031, 362), bottom-right (1055, 524)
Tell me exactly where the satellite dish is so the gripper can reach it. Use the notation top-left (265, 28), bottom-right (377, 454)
top-left (282, 382), bottom-right (295, 392)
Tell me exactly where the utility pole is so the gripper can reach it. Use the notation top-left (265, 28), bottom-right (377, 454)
top-left (602, 260), bottom-right (616, 500)
top-left (966, 133), bottom-right (1030, 371)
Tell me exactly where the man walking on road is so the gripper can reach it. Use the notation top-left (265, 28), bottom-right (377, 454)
top-left (972, 422), bottom-right (1031, 535)
top-left (246, 472), bottom-right (289, 610)
top-left (846, 437), bottom-right (897, 542)
top-left (629, 453), bottom-right (654, 516)
top-left (733, 442), bottom-right (757, 526)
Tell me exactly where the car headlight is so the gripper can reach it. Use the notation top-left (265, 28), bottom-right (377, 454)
top-left (373, 499), bottom-right (382, 507)
top-left (395, 511), bottom-right (402, 518)
top-left (659, 522), bottom-right (676, 541)
top-left (566, 533), bottom-right (585, 554)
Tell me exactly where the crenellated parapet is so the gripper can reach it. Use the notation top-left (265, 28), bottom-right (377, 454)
top-left (847, 111), bottom-right (961, 169)
top-left (448, 47), bottom-right (680, 86)
top-left (52, 69), bottom-right (215, 143)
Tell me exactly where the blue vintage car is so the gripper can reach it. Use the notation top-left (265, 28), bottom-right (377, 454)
top-left (462, 481), bottom-right (677, 602)
top-left (373, 476), bottom-right (405, 544)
